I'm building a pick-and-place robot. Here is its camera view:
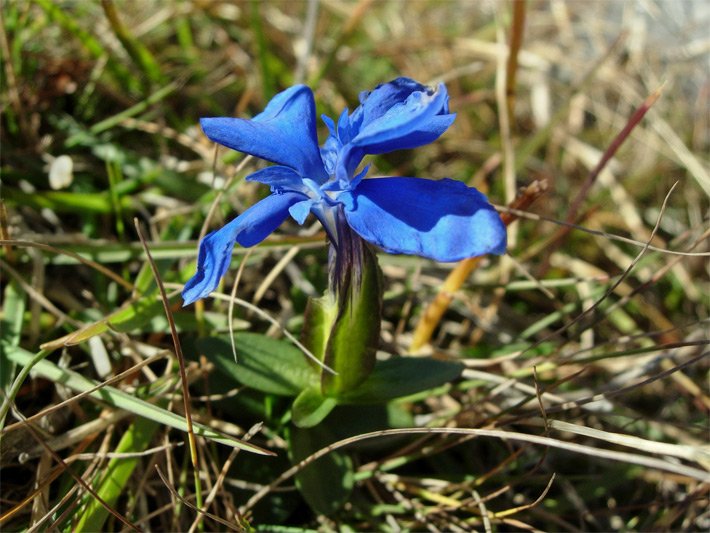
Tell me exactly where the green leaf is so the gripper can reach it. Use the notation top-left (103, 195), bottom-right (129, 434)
top-left (291, 387), bottom-right (337, 428)
top-left (74, 413), bottom-right (160, 532)
top-left (0, 282), bottom-right (25, 393)
top-left (2, 187), bottom-right (130, 214)
top-left (4, 346), bottom-right (271, 455)
top-left (289, 423), bottom-right (353, 516)
top-left (196, 334), bottom-right (318, 396)
top-left (338, 357), bottom-right (464, 404)
top-left (41, 292), bottom-right (182, 351)
top-left (321, 241), bottom-right (382, 396)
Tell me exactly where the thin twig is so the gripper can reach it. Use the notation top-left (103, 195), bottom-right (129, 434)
top-left (199, 152), bottom-right (253, 241)
top-left (228, 248), bottom-right (254, 363)
top-left (489, 209), bottom-right (710, 257)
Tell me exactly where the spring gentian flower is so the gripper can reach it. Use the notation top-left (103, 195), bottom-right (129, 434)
top-left (183, 78), bottom-right (506, 305)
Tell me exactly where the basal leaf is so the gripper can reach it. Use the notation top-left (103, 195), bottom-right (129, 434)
top-left (338, 356), bottom-right (463, 404)
top-left (289, 423), bottom-right (353, 516)
top-left (196, 333), bottom-right (318, 396)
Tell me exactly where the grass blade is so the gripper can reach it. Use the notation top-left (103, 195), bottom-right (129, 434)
top-left (3, 346), bottom-right (273, 455)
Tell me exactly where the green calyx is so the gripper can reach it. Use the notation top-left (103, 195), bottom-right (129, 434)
top-left (301, 226), bottom-right (383, 397)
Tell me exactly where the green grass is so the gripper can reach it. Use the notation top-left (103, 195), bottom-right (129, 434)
top-left (1, 1), bottom-right (708, 531)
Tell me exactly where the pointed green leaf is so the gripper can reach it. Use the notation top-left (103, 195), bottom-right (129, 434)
top-left (42, 293), bottom-right (239, 349)
top-left (0, 282), bottom-right (25, 393)
top-left (74, 413), bottom-right (160, 532)
top-left (291, 387), bottom-right (337, 428)
top-left (196, 334), bottom-right (318, 396)
top-left (41, 292), bottom-right (182, 350)
top-left (338, 356), bottom-right (464, 404)
top-left (4, 346), bottom-right (272, 454)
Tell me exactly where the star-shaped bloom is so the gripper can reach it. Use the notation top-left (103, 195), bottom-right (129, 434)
top-left (182, 77), bottom-right (506, 305)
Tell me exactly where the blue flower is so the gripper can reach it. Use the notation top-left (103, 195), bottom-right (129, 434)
top-left (182, 78), bottom-right (506, 305)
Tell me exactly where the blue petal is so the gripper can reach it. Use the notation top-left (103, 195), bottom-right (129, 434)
top-left (182, 191), bottom-right (307, 305)
top-left (200, 85), bottom-right (327, 183)
top-left (336, 78), bottom-right (455, 183)
top-left (352, 77), bottom-right (444, 131)
top-left (350, 84), bottom-right (455, 153)
top-left (335, 144), bottom-right (364, 186)
top-left (340, 177), bottom-right (506, 261)
top-left (356, 114), bottom-right (456, 155)
top-left (321, 113), bottom-right (337, 136)
top-left (246, 165), bottom-right (303, 189)
top-left (336, 107), bottom-right (352, 142)
top-left (288, 199), bottom-right (313, 224)
top-left (319, 134), bottom-right (340, 176)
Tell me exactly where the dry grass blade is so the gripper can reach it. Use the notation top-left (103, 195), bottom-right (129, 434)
top-left (243, 426), bottom-right (710, 513)
top-left (547, 420), bottom-right (710, 463)
top-left (0, 239), bottom-right (136, 289)
top-left (472, 489), bottom-right (492, 533)
top-left (510, 351), bottom-right (709, 421)
top-left (228, 248), bottom-right (254, 363)
top-left (505, 0), bottom-right (527, 123)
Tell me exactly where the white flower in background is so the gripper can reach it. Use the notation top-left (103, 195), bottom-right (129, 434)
top-left (48, 155), bottom-right (74, 190)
